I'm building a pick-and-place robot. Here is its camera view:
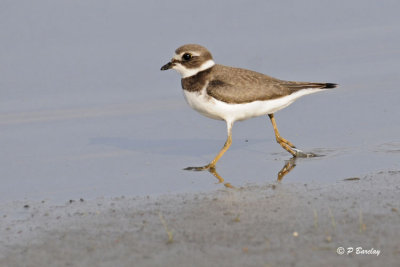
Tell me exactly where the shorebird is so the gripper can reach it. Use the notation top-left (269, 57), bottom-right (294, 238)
top-left (161, 44), bottom-right (337, 171)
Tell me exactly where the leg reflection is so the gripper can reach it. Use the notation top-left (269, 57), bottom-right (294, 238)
top-left (184, 157), bottom-right (298, 187)
top-left (207, 158), bottom-right (297, 186)
top-left (277, 157), bottom-right (297, 181)
top-left (208, 167), bottom-right (234, 188)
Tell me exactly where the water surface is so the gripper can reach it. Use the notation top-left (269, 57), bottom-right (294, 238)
top-left (1, 0), bottom-right (399, 202)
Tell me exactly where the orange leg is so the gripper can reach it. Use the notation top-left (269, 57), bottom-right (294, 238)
top-left (268, 114), bottom-right (298, 157)
top-left (185, 121), bottom-right (233, 171)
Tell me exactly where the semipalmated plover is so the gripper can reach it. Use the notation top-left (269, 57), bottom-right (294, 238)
top-left (161, 44), bottom-right (337, 171)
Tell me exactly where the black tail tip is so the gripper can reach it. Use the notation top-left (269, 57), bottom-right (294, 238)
top-left (324, 83), bottom-right (338, 89)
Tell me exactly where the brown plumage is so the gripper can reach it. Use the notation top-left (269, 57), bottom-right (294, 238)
top-left (182, 64), bottom-right (336, 104)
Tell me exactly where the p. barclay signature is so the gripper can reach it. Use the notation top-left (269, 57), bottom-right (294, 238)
top-left (337, 247), bottom-right (381, 256)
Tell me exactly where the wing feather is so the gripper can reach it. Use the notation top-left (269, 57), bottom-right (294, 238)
top-left (206, 65), bottom-right (336, 104)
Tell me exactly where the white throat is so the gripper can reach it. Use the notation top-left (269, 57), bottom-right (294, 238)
top-left (173, 59), bottom-right (215, 78)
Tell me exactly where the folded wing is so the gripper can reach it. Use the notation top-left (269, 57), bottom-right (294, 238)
top-left (207, 65), bottom-right (336, 104)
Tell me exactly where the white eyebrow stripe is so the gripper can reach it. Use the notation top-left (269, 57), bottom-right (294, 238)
top-left (188, 51), bottom-right (201, 56)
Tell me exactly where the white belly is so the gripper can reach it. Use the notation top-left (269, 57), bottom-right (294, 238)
top-left (183, 86), bottom-right (324, 123)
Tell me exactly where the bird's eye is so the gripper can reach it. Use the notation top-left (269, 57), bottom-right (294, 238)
top-left (182, 53), bottom-right (192, 61)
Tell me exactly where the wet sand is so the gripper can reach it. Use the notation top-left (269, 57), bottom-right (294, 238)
top-left (1, 170), bottom-right (399, 267)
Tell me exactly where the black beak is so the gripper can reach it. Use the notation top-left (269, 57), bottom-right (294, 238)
top-left (160, 61), bottom-right (173, 71)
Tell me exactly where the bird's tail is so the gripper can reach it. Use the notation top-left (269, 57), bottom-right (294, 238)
top-left (320, 83), bottom-right (338, 89)
top-left (285, 82), bottom-right (338, 91)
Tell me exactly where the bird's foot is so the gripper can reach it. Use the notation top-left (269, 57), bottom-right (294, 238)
top-left (184, 164), bottom-right (214, 171)
top-left (276, 136), bottom-right (296, 149)
top-left (184, 164), bottom-right (234, 188)
top-left (292, 148), bottom-right (320, 158)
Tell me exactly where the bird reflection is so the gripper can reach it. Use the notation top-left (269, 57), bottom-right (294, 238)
top-left (207, 167), bottom-right (235, 188)
top-left (186, 157), bottom-right (298, 188)
top-left (277, 157), bottom-right (297, 181)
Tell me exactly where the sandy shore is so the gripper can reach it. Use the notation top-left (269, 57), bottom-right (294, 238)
top-left (1, 170), bottom-right (399, 267)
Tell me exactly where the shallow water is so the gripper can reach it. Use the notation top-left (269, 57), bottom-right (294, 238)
top-left (1, 1), bottom-right (399, 203)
